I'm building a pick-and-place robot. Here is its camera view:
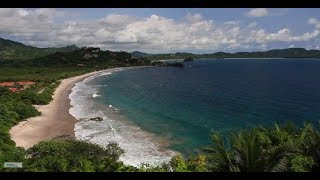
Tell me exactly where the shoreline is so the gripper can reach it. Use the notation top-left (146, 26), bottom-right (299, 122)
top-left (9, 65), bottom-right (176, 166)
top-left (9, 69), bottom-right (107, 149)
top-left (68, 66), bottom-right (177, 166)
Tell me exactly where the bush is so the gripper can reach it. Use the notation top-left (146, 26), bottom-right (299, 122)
top-left (25, 139), bottom-right (125, 172)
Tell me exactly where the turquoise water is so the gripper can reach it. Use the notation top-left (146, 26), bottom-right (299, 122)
top-left (89, 59), bottom-right (320, 156)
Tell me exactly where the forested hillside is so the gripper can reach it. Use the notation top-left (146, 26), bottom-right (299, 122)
top-left (0, 38), bottom-right (79, 60)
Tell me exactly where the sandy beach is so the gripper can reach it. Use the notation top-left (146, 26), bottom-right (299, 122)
top-left (9, 70), bottom-right (104, 149)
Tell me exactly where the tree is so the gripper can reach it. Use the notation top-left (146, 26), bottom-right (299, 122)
top-left (230, 130), bottom-right (265, 172)
top-left (169, 155), bottom-right (189, 172)
top-left (202, 124), bottom-right (304, 172)
top-left (297, 124), bottom-right (320, 171)
top-left (186, 155), bottom-right (208, 172)
top-left (25, 139), bottom-right (125, 172)
top-left (0, 87), bottom-right (10, 95)
top-left (202, 132), bottom-right (237, 172)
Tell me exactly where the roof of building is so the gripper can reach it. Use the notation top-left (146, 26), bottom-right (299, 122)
top-left (17, 81), bottom-right (36, 85)
top-left (0, 82), bottom-right (15, 86)
top-left (9, 88), bottom-right (19, 92)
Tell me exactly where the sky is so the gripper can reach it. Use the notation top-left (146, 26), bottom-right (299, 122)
top-left (0, 8), bottom-right (320, 53)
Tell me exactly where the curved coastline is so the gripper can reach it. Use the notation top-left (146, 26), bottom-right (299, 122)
top-left (69, 66), bottom-right (176, 167)
top-left (9, 68), bottom-right (120, 149)
top-left (9, 66), bottom-right (175, 167)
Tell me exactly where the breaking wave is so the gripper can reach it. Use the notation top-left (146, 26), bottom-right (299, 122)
top-left (69, 67), bottom-right (175, 167)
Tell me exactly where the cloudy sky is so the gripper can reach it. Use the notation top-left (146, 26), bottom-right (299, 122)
top-left (1, 8), bottom-right (320, 53)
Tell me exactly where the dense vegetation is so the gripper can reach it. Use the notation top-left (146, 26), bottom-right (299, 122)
top-left (24, 139), bottom-right (133, 172)
top-left (2, 116), bottom-right (320, 172)
top-left (132, 48), bottom-right (320, 60)
top-left (0, 40), bottom-right (154, 172)
top-left (163, 123), bottom-right (320, 172)
top-left (0, 67), bottom-right (94, 82)
top-left (0, 87), bottom-right (41, 171)
top-left (0, 47), bottom-right (152, 69)
top-left (0, 69), bottom-right (131, 171)
top-left (0, 38), bottom-right (79, 60)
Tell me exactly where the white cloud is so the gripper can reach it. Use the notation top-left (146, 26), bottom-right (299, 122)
top-left (290, 29), bottom-right (320, 41)
top-left (249, 28), bottom-right (320, 44)
top-left (246, 8), bottom-right (288, 18)
top-left (246, 8), bottom-right (269, 18)
top-left (308, 18), bottom-right (318, 24)
top-left (308, 18), bottom-right (320, 29)
top-left (259, 44), bottom-right (267, 50)
top-left (0, 8), bottom-right (67, 33)
top-left (1, 9), bottom-right (319, 52)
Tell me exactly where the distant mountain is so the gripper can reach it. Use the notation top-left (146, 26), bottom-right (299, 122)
top-left (216, 48), bottom-right (320, 58)
top-left (131, 51), bottom-right (152, 58)
top-left (0, 38), bottom-right (79, 60)
top-left (146, 48), bottom-right (320, 60)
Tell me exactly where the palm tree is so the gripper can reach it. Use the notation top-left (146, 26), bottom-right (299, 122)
top-left (298, 124), bottom-right (320, 171)
top-left (258, 124), bottom-right (298, 172)
top-left (202, 132), bottom-right (238, 172)
top-left (230, 129), bottom-right (265, 172)
top-left (203, 124), bottom-right (298, 172)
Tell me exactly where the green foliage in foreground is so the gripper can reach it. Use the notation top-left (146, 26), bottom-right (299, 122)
top-left (1, 138), bottom-right (139, 172)
top-left (24, 139), bottom-right (127, 172)
top-left (151, 123), bottom-right (320, 172)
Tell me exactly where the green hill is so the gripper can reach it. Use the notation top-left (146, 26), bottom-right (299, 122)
top-left (1, 47), bottom-right (152, 69)
top-left (131, 51), bottom-right (152, 58)
top-left (0, 37), bottom-right (79, 60)
top-left (145, 48), bottom-right (320, 60)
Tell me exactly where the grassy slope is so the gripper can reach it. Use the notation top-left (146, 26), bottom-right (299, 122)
top-left (0, 38), bottom-right (78, 60)
top-left (0, 67), bottom-right (94, 82)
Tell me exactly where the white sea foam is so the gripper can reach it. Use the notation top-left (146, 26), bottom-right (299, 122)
top-left (92, 93), bottom-right (100, 98)
top-left (69, 67), bottom-right (175, 167)
top-left (108, 104), bottom-right (120, 112)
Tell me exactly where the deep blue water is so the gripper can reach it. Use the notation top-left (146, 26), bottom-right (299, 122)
top-left (92, 59), bottom-right (320, 155)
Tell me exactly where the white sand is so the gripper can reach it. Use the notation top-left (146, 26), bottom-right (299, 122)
top-left (9, 70), bottom-right (104, 149)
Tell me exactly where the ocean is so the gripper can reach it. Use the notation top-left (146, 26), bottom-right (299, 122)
top-left (69, 59), bottom-right (320, 167)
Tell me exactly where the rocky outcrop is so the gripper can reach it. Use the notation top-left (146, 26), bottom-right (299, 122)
top-left (89, 117), bottom-right (104, 122)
